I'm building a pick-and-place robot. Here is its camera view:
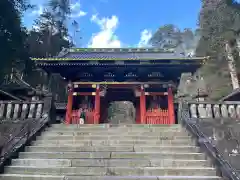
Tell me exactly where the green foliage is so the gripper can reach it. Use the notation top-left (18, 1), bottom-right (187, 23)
top-left (26, 12), bottom-right (73, 58)
top-left (22, 0), bottom-right (74, 97)
top-left (149, 24), bottom-right (182, 49)
top-left (0, 0), bottom-right (75, 100)
top-left (149, 24), bottom-right (199, 56)
top-left (197, 0), bottom-right (240, 56)
top-left (196, 0), bottom-right (240, 100)
top-left (0, 0), bottom-right (31, 79)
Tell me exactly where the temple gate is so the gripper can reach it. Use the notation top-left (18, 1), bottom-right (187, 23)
top-left (32, 48), bottom-right (206, 124)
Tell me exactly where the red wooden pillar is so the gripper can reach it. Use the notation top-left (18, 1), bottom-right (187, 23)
top-left (94, 85), bottom-right (100, 124)
top-left (167, 87), bottom-right (175, 124)
top-left (140, 85), bottom-right (146, 124)
top-left (65, 83), bottom-right (73, 124)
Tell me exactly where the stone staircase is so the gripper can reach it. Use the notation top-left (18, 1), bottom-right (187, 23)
top-left (0, 124), bottom-right (222, 180)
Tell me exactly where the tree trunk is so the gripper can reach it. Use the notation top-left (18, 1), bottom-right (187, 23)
top-left (225, 42), bottom-right (239, 89)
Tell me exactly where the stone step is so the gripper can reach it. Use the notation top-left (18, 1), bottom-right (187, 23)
top-left (0, 174), bottom-right (222, 180)
top-left (32, 139), bottom-right (193, 146)
top-left (4, 166), bottom-right (217, 176)
top-left (51, 124), bottom-right (182, 129)
top-left (18, 152), bottom-right (206, 160)
top-left (25, 145), bottom-right (200, 153)
top-left (41, 131), bottom-right (189, 137)
top-left (38, 135), bottom-right (190, 141)
top-left (11, 159), bottom-right (211, 168)
top-left (43, 131), bottom-right (188, 136)
top-left (47, 127), bottom-right (184, 132)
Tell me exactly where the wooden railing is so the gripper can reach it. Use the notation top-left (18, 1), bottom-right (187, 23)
top-left (0, 94), bottom-right (54, 168)
top-left (72, 109), bottom-right (95, 124)
top-left (146, 109), bottom-right (169, 124)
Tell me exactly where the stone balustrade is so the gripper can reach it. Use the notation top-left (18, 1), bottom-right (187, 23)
top-left (0, 96), bottom-right (54, 166)
top-left (180, 101), bottom-right (240, 172)
top-left (188, 101), bottom-right (240, 119)
top-left (0, 101), bottom-right (44, 121)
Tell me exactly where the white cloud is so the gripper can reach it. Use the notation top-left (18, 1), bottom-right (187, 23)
top-left (70, 2), bottom-right (81, 10)
top-left (88, 14), bottom-right (121, 48)
top-left (69, 2), bottom-right (87, 18)
top-left (69, 11), bottom-right (87, 18)
top-left (138, 29), bottom-right (152, 47)
top-left (29, 5), bottom-right (43, 16)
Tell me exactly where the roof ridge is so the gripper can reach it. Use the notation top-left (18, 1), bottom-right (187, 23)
top-left (69, 48), bottom-right (175, 53)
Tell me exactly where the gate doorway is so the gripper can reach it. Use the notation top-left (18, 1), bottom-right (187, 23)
top-left (100, 88), bottom-right (136, 124)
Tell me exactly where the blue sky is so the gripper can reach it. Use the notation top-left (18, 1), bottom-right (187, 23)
top-left (23, 0), bottom-right (201, 48)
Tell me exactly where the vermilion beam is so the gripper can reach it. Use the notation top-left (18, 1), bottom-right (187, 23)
top-left (73, 92), bottom-right (94, 96)
top-left (145, 92), bottom-right (168, 96)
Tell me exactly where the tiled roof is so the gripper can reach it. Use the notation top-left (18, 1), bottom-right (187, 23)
top-left (61, 52), bottom-right (186, 60)
top-left (32, 48), bottom-right (207, 61)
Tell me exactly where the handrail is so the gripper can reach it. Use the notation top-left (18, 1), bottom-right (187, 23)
top-left (0, 116), bottom-right (48, 166)
top-left (186, 100), bottom-right (240, 105)
top-left (0, 101), bottom-right (44, 104)
top-left (0, 95), bottom-right (54, 168)
top-left (0, 89), bottom-right (22, 101)
top-left (180, 101), bottom-right (240, 180)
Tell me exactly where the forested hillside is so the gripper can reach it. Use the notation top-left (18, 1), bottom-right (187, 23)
top-left (0, 0), bottom-right (81, 101)
top-left (149, 0), bottom-right (240, 100)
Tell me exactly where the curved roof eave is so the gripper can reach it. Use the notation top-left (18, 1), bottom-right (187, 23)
top-left (31, 56), bottom-right (209, 61)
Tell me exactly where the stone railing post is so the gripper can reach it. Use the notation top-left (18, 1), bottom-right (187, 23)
top-left (42, 93), bottom-right (56, 123)
top-left (13, 104), bottom-right (20, 119)
top-left (213, 104), bottom-right (221, 118)
top-left (190, 104), bottom-right (197, 118)
top-left (206, 104), bottom-right (213, 118)
top-left (228, 105), bottom-right (236, 118)
top-left (221, 104), bottom-right (228, 118)
top-left (198, 104), bottom-right (207, 118)
top-left (0, 103), bottom-right (5, 119)
top-left (236, 105), bottom-right (240, 119)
